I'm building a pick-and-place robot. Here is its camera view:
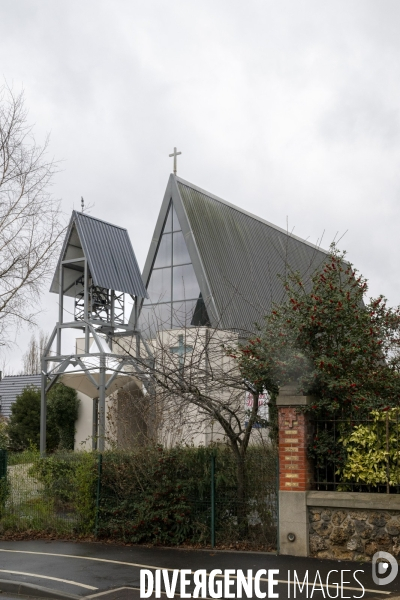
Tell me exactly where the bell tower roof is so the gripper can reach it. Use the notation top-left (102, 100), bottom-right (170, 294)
top-left (50, 210), bottom-right (148, 298)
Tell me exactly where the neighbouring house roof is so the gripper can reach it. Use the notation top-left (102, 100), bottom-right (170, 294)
top-left (50, 210), bottom-right (148, 298)
top-left (0, 375), bottom-right (41, 419)
top-left (135, 174), bottom-right (329, 334)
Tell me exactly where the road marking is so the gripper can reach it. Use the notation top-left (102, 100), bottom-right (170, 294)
top-left (86, 587), bottom-right (214, 599)
top-left (86, 588), bottom-right (138, 599)
top-left (0, 549), bottom-right (162, 570)
top-left (0, 569), bottom-right (98, 590)
top-left (0, 549), bottom-right (390, 595)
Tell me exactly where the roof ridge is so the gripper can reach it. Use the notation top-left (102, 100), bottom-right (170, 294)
top-left (1, 374), bottom-right (41, 378)
top-left (174, 175), bottom-right (329, 255)
top-left (73, 210), bottom-right (128, 232)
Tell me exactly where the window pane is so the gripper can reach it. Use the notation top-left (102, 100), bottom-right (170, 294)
top-left (172, 204), bottom-right (181, 231)
top-left (139, 303), bottom-right (172, 337)
top-left (163, 203), bottom-right (172, 233)
top-left (137, 305), bottom-right (156, 337)
top-left (173, 264), bottom-right (200, 300)
top-left (154, 233), bottom-right (172, 268)
top-left (191, 295), bottom-right (211, 326)
top-left (151, 303), bottom-right (172, 330)
top-left (172, 231), bottom-right (191, 265)
top-left (147, 267), bottom-right (171, 302)
top-left (172, 300), bottom-right (197, 328)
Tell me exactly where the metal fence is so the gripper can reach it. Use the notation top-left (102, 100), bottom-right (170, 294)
top-left (96, 447), bottom-right (278, 550)
top-left (0, 447), bottom-right (278, 550)
top-left (312, 408), bottom-right (400, 493)
top-left (0, 450), bottom-right (95, 534)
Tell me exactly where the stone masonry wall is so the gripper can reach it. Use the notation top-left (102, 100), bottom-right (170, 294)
top-left (309, 507), bottom-right (400, 561)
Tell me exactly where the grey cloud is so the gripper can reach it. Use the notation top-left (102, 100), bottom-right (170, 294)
top-left (1, 0), bottom-right (400, 370)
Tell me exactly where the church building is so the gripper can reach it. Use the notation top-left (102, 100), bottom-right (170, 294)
top-left (137, 174), bottom-right (327, 335)
top-left (70, 173), bottom-right (328, 449)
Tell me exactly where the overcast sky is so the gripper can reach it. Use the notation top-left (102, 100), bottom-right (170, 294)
top-left (2, 0), bottom-right (400, 372)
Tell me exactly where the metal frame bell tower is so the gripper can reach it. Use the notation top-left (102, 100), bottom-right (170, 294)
top-left (40, 210), bottom-right (152, 454)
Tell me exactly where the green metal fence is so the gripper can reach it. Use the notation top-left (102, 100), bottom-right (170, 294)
top-left (1, 447), bottom-right (278, 551)
top-left (0, 450), bottom-right (7, 479)
top-left (0, 450), bottom-right (96, 534)
top-left (96, 447), bottom-right (278, 550)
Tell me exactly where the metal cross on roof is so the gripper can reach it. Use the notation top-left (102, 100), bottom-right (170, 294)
top-left (169, 147), bottom-right (182, 175)
top-left (170, 334), bottom-right (193, 369)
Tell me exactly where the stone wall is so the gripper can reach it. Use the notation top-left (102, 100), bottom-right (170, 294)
top-left (309, 507), bottom-right (400, 561)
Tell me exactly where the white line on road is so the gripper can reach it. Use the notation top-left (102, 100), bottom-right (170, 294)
top-left (0, 568), bottom-right (98, 590)
top-left (0, 549), bottom-right (390, 595)
top-left (0, 548), bottom-right (161, 570)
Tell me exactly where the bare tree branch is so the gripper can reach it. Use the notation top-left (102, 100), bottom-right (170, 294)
top-left (0, 84), bottom-right (64, 349)
top-left (22, 330), bottom-right (49, 374)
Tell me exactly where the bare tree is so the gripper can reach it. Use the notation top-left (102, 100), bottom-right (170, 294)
top-left (22, 330), bottom-right (49, 374)
top-left (0, 84), bottom-right (64, 349)
top-left (114, 312), bottom-right (275, 514)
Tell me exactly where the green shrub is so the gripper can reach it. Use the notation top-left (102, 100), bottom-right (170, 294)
top-left (29, 451), bottom-right (97, 533)
top-left (97, 444), bottom-right (277, 546)
top-left (0, 419), bottom-right (9, 450)
top-left (8, 447), bottom-right (39, 466)
top-left (8, 387), bottom-right (58, 451)
top-left (338, 409), bottom-right (400, 487)
top-left (0, 476), bottom-right (10, 516)
top-left (48, 384), bottom-right (80, 450)
top-left (4, 445), bottom-right (277, 547)
top-left (8, 383), bottom-right (79, 452)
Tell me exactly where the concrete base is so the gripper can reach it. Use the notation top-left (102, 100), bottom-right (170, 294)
top-left (279, 490), bottom-right (309, 557)
top-left (307, 490), bottom-right (400, 510)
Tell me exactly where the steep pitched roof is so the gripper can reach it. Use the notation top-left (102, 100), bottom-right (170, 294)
top-left (0, 375), bottom-right (41, 419)
top-left (136, 175), bottom-right (329, 334)
top-left (50, 211), bottom-right (147, 298)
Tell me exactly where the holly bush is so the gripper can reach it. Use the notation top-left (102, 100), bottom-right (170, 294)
top-left (234, 245), bottom-right (400, 484)
top-left (237, 245), bottom-right (400, 414)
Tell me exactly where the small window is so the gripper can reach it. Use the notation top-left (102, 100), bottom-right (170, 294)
top-left (172, 300), bottom-right (197, 328)
top-left (154, 234), bottom-right (172, 268)
top-left (139, 303), bottom-right (172, 336)
top-left (172, 264), bottom-right (200, 301)
top-left (172, 231), bottom-right (191, 265)
top-left (147, 268), bottom-right (171, 303)
top-left (163, 204), bottom-right (172, 233)
top-left (172, 204), bottom-right (181, 232)
top-left (191, 295), bottom-right (211, 327)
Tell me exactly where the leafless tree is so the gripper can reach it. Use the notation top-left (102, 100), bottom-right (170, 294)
top-left (113, 311), bottom-right (274, 511)
top-left (0, 84), bottom-right (64, 349)
top-left (22, 330), bottom-right (49, 374)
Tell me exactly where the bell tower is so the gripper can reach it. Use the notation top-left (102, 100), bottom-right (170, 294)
top-left (40, 210), bottom-right (151, 453)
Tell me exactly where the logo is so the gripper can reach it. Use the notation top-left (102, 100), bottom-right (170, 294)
top-left (372, 551), bottom-right (398, 586)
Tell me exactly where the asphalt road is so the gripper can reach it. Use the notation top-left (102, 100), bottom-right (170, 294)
top-left (0, 540), bottom-right (397, 599)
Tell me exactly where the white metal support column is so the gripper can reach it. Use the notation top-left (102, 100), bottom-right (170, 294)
top-left (40, 361), bottom-right (47, 455)
top-left (98, 356), bottom-right (106, 451)
top-left (92, 397), bottom-right (99, 450)
top-left (57, 262), bottom-right (64, 355)
top-left (84, 258), bottom-right (90, 352)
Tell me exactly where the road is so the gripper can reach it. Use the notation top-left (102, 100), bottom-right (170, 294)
top-left (0, 540), bottom-right (397, 599)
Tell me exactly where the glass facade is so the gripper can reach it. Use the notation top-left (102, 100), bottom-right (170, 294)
top-left (139, 201), bottom-right (210, 335)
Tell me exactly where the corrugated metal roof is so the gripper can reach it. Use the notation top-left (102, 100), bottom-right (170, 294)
top-left (50, 211), bottom-right (148, 298)
top-left (176, 179), bottom-right (328, 333)
top-left (0, 375), bottom-right (41, 419)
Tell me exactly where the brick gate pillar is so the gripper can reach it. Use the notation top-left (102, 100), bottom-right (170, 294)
top-left (277, 385), bottom-right (313, 557)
